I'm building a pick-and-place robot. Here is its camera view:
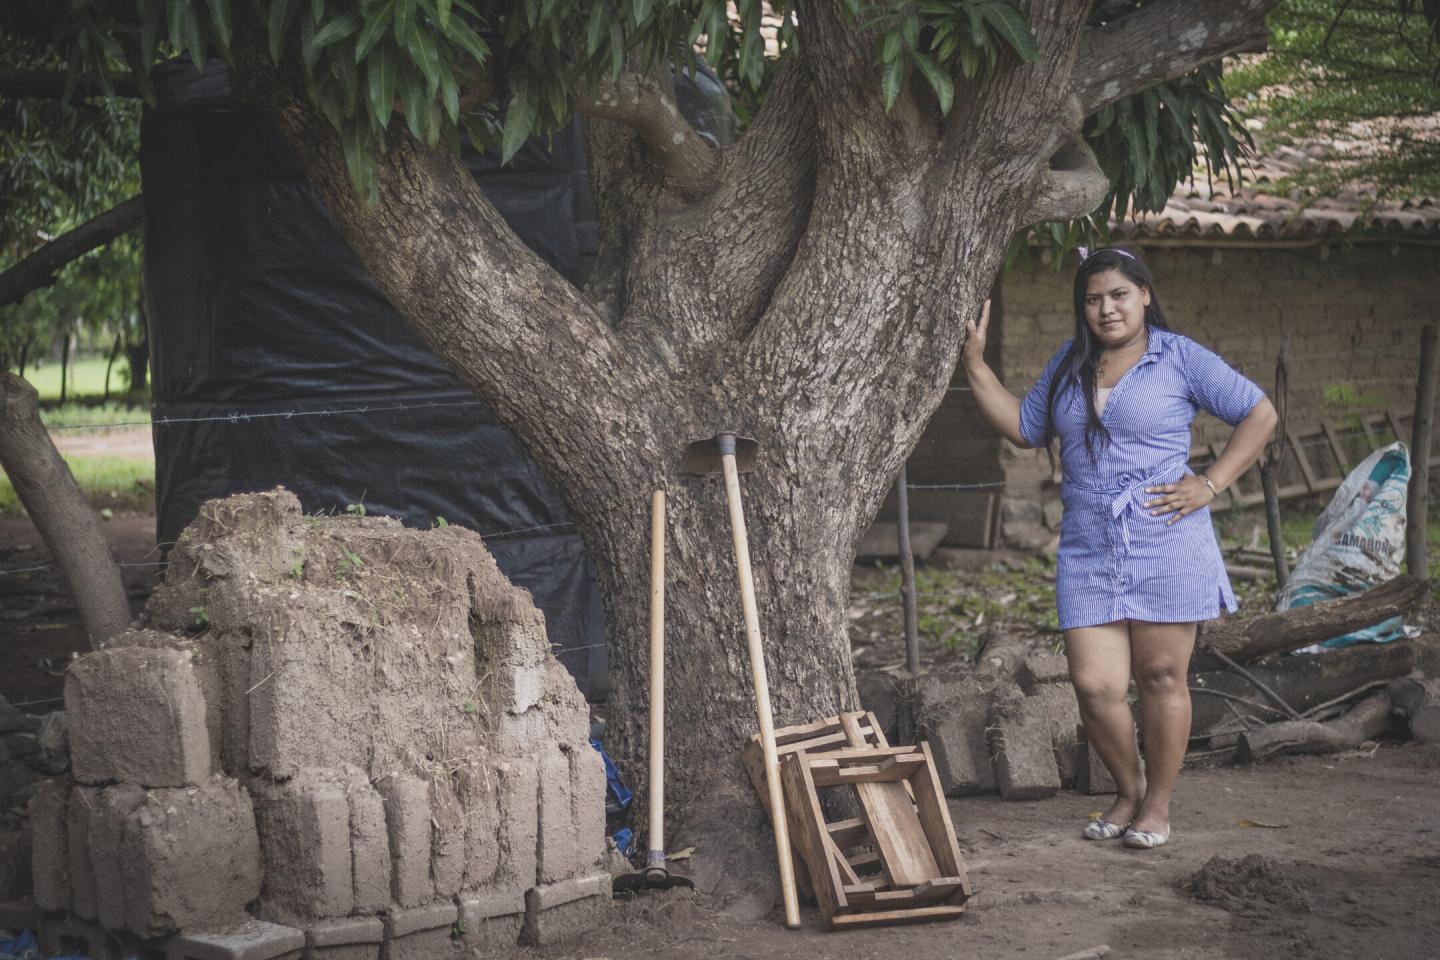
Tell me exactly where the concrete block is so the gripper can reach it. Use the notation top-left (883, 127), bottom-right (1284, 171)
top-left (347, 781), bottom-right (391, 913)
top-left (27, 779), bottom-right (69, 912)
top-left (0, 830), bottom-right (32, 901)
top-left (167, 919), bottom-right (305, 960)
top-left (494, 758), bottom-right (537, 894)
top-left (123, 778), bottom-right (262, 937)
top-left (537, 746), bottom-right (576, 884)
top-left (305, 916), bottom-right (383, 960)
top-left (571, 743), bottom-right (607, 872)
top-left (253, 777), bottom-right (355, 922)
top-left (381, 902), bottom-right (457, 960)
top-left (1028, 685), bottom-right (1083, 789)
top-left (377, 775), bottom-right (430, 908)
top-left (66, 647), bottom-right (212, 788)
top-left (987, 699), bottom-right (1061, 801)
top-left (428, 777), bottom-right (465, 899)
top-left (1018, 653), bottom-right (1071, 694)
top-left (459, 767), bottom-right (499, 889)
top-left (918, 682), bottom-right (996, 796)
top-left (66, 787), bottom-right (99, 919)
top-left (519, 873), bottom-right (611, 947)
top-left (38, 913), bottom-right (122, 960)
top-left (1076, 724), bottom-right (1117, 796)
top-left (0, 898), bottom-right (42, 935)
top-left (89, 784), bottom-right (146, 929)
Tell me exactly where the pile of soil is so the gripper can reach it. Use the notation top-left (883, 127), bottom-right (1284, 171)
top-left (1179, 854), bottom-right (1313, 917)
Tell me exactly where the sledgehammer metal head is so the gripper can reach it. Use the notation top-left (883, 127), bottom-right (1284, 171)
top-left (680, 432), bottom-right (758, 475)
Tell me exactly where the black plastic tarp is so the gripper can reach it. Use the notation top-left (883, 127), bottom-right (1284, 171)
top-left (141, 60), bottom-right (734, 701)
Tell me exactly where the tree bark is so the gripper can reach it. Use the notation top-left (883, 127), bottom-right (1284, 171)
top-left (1198, 575), bottom-right (1428, 663)
top-left (1235, 690), bottom-right (1393, 762)
top-left (0, 374), bottom-right (131, 648)
top-left (0, 196), bottom-right (144, 308)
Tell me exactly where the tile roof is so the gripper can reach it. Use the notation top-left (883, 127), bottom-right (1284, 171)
top-left (1110, 146), bottom-right (1440, 244)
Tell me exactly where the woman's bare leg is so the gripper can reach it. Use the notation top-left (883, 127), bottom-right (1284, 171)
top-left (1063, 622), bottom-right (1145, 826)
top-left (1128, 620), bottom-right (1198, 835)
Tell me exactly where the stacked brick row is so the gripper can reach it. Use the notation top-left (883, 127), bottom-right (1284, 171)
top-left (21, 489), bottom-right (610, 960)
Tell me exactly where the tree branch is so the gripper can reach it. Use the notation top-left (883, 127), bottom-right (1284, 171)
top-left (1022, 136), bottom-right (1109, 224)
top-left (0, 196), bottom-right (144, 307)
top-left (1073, 0), bottom-right (1282, 115)
top-left (575, 74), bottom-right (718, 197)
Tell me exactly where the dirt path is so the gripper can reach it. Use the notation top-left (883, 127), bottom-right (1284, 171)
top-left (543, 746), bottom-right (1440, 960)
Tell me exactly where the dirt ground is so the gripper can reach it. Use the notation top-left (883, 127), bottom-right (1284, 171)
top-left (3, 512), bottom-right (1439, 959)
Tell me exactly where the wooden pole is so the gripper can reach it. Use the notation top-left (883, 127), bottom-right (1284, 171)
top-left (645, 490), bottom-right (666, 875)
top-left (1407, 324), bottom-right (1439, 579)
top-left (896, 463), bottom-right (920, 678)
top-left (1261, 336), bottom-right (1290, 587)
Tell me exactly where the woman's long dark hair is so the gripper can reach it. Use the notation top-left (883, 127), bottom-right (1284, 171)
top-left (1041, 247), bottom-right (1171, 462)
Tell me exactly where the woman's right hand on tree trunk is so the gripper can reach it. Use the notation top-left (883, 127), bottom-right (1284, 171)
top-left (962, 299), bottom-right (992, 371)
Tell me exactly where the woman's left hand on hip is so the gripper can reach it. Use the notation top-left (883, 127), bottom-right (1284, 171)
top-left (1144, 475), bottom-right (1216, 525)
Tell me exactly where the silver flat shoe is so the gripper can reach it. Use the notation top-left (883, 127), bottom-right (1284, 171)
top-left (1123, 825), bottom-right (1171, 849)
top-left (1083, 818), bottom-right (1129, 841)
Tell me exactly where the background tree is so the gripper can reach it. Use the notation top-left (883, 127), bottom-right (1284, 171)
top-left (1226, 0), bottom-right (1440, 199)
top-left (3, 0), bottom-right (1285, 891)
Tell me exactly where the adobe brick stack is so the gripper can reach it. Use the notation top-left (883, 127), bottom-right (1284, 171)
top-left (18, 488), bottom-right (609, 958)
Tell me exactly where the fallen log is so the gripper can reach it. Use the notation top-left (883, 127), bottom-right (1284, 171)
top-left (1236, 690), bottom-right (1394, 762)
top-left (1388, 676), bottom-right (1440, 744)
top-left (1190, 638), bottom-right (1422, 738)
top-left (1198, 575), bottom-right (1427, 663)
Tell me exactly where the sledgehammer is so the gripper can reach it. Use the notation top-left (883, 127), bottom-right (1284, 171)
top-left (680, 432), bottom-right (801, 929)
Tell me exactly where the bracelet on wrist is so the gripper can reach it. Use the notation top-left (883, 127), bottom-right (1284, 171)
top-left (1201, 475), bottom-right (1220, 498)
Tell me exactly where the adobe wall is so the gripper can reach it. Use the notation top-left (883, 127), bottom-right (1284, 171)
top-left (910, 244), bottom-right (1440, 547)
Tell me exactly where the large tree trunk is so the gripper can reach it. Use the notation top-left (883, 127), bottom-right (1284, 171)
top-left (223, 0), bottom-right (1282, 904)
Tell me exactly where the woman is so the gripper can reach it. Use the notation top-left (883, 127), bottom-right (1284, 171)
top-left (963, 248), bottom-right (1277, 849)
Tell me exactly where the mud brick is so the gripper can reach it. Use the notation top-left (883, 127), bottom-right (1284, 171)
top-left (921, 691), bottom-right (997, 796)
top-left (537, 746), bottom-right (577, 884)
top-left (1028, 685), bottom-right (1083, 789)
top-left (66, 647), bottom-right (212, 788)
top-left (494, 758), bottom-right (537, 893)
top-left (38, 913), bottom-right (122, 960)
top-left (347, 781), bottom-right (391, 914)
top-left (90, 784), bottom-right (147, 930)
top-left (1076, 724), bottom-right (1118, 796)
top-left (458, 890), bottom-right (525, 952)
top-left (167, 919), bottom-right (305, 960)
top-left (0, 898), bottom-right (41, 934)
top-left (571, 743), bottom-right (607, 872)
top-left (1018, 653), bottom-right (1072, 694)
top-left (305, 916), bottom-right (383, 960)
top-left (987, 698), bottom-right (1061, 801)
top-left (520, 873), bottom-right (611, 947)
top-left (253, 777), bottom-right (354, 921)
top-left (0, 830), bottom-right (31, 901)
top-left (377, 775), bottom-right (431, 909)
top-left (123, 778), bottom-right (262, 937)
top-left (66, 787), bottom-right (99, 919)
top-left (459, 767), bottom-right (500, 889)
top-left (428, 777), bottom-right (465, 899)
top-left (28, 779), bottom-right (70, 912)
top-left (381, 902), bottom-right (457, 960)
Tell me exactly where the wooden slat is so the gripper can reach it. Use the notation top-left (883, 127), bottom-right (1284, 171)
top-left (827, 817), bottom-right (868, 848)
top-left (809, 754), bottom-right (926, 787)
top-left (1360, 416), bottom-right (1381, 450)
top-left (1287, 434), bottom-right (1319, 492)
top-left (912, 742), bottom-right (971, 897)
top-left (828, 904), bottom-right (966, 929)
top-left (1387, 409), bottom-right (1408, 447)
top-left (848, 849), bottom-right (882, 872)
top-left (826, 833), bottom-right (863, 887)
top-left (842, 877), bottom-right (968, 909)
top-left (801, 745), bottom-right (921, 764)
top-left (780, 752), bottom-right (845, 921)
top-left (742, 740), bottom-right (817, 901)
top-left (865, 711), bottom-right (917, 803)
top-left (838, 713), bottom-right (939, 887)
top-left (1322, 420), bottom-right (1352, 472)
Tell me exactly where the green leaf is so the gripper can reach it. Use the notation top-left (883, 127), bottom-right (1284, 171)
top-left (881, 28), bottom-right (901, 63)
top-left (367, 42), bottom-right (398, 128)
top-left (139, 0), bottom-right (163, 55)
top-left (355, 0), bottom-right (393, 61)
top-left (909, 50), bottom-right (953, 115)
top-left (342, 120), bottom-right (371, 192)
top-left (446, 15), bottom-right (490, 64)
top-left (632, 0), bottom-right (653, 24)
top-left (399, 65), bottom-right (428, 139)
top-left (205, 0), bottom-right (232, 48)
top-left (310, 12), bottom-right (359, 50)
top-left (501, 76), bottom-right (534, 164)
top-left (311, 0), bottom-right (324, 21)
top-left (331, 48), bottom-right (359, 113)
top-left (881, 56), bottom-right (903, 111)
top-left (167, 0), bottom-right (189, 55)
top-left (268, 0), bottom-right (301, 63)
top-left (977, 1), bottom-right (1037, 62)
top-left (440, 67), bottom-right (459, 123)
top-left (403, 19), bottom-right (441, 94)
top-left (394, 0), bottom-right (414, 45)
top-left (585, 1), bottom-right (607, 56)
top-left (436, 0), bottom-right (451, 30)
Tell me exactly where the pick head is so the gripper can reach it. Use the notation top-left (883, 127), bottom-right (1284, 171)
top-left (679, 433), bottom-right (758, 475)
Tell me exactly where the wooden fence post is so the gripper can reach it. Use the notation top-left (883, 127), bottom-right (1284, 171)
top-left (1261, 337), bottom-right (1291, 587)
top-left (896, 463), bottom-right (920, 677)
top-left (1406, 324), bottom-right (1438, 580)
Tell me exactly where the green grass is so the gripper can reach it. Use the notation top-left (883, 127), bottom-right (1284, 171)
top-left (0, 455), bottom-right (154, 516)
top-left (23, 357), bottom-right (127, 400)
top-left (38, 402), bottom-right (150, 434)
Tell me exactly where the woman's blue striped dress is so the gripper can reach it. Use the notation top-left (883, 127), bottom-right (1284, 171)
top-left (1019, 327), bottom-right (1265, 630)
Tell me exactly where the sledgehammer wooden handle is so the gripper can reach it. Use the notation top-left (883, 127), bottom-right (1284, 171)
top-left (647, 490), bottom-right (666, 870)
top-left (720, 447), bottom-right (801, 929)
